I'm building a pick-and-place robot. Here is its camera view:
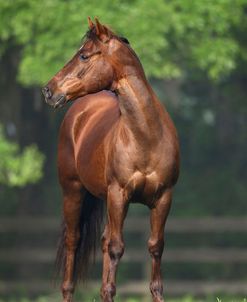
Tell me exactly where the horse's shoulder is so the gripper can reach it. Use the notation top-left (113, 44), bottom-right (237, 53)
top-left (61, 91), bottom-right (120, 143)
top-left (66, 90), bottom-right (119, 116)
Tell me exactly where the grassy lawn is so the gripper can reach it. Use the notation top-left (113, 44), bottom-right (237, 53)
top-left (0, 296), bottom-right (246, 302)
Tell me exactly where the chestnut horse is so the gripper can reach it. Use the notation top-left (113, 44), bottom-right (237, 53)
top-left (42, 18), bottom-right (179, 302)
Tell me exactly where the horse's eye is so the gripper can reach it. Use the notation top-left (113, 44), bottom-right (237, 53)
top-left (79, 54), bottom-right (89, 61)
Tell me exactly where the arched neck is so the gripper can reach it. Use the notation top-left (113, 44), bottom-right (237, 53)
top-left (114, 74), bottom-right (163, 143)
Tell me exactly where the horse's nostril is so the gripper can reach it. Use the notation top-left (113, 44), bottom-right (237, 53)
top-left (42, 86), bottom-right (52, 99)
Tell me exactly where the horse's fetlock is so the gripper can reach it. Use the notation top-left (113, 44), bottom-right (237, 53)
top-left (150, 280), bottom-right (163, 296)
top-left (62, 282), bottom-right (75, 302)
top-left (101, 282), bottom-right (116, 300)
top-left (106, 283), bottom-right (116, 296)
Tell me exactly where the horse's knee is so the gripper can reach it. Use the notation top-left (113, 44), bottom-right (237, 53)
top-left (108, 239), bottom-right (124, 260)
top-left (148, 237), bottom-right (164, 259)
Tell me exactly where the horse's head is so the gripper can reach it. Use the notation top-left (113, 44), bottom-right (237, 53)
top-left (42, 17), bottom-right (138, 108)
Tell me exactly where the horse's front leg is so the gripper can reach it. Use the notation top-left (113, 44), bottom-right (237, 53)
top-left (100, 184), bottom-right (128, 302)
top-left (61, 182), bottom-right (84, 302)
top-left (148, 189), bottom-right (172, 302)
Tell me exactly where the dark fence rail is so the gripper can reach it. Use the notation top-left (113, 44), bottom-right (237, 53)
top-left (1, 217), bottom-right (247, 232)
top-left (1, 216), bottom-right (247, 297)
top-left (1, 248), bottom-right (247, 263)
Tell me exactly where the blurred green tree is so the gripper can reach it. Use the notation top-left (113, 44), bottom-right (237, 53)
top-left (0, 125), bottom-right (44, 187)
top-left (0, 0), bottom-right (246, 84)
top-left (0, 0), bottom-right (246, 216)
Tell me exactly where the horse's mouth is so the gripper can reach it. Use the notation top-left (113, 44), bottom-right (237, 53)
top-left (53, 95), bottom-right (67, 109)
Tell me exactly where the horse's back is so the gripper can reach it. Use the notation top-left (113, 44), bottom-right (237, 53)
top-left (58, 90), bottom-right (120, 199)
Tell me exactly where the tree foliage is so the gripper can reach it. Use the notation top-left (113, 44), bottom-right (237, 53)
top-left (0, 0), bottom-right (246, 213)
top-left (0, 0), bottom-right (246, 84)
top-left (0, 125), bottom-right (45, 187)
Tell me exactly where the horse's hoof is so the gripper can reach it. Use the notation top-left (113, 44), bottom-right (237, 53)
top-left (153, 298), bottom-right (164, 302)
top-left (100, 294), bottom-right (113, 302)
top-left (62, 293), bottom-right (73, 302)
top-left (150, 280), bottom-right (164, 302)
top-left (101, 292), bottom-right (114, 302)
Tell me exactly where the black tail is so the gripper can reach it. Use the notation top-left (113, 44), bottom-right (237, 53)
top-left (55, 191), bottom-right (105, 284)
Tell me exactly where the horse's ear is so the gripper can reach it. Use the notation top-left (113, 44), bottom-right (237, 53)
top-left (95, 17), bottom-right (105, 35)
top-left (87, 16), bottom-right (94, 29)
top-left (94, 17), bottom-right (110, 43)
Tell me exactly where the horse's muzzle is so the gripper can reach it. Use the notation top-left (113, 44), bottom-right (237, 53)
top-left (42, 86), bottom-right (52, 99)
top-left (42, 86), bottom-right (66, 108)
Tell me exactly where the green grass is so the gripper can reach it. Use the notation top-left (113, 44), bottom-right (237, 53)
top-left (0, 296), bottom-right (246, 302)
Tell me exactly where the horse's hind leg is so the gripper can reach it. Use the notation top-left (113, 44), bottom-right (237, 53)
top-left (100, 223), bottom-right (111, 299)
top-left (101, 184), bottom-right (128, 302)
top-left (60, 180), bottom-right (84, 302)
top-left (148, 189), bottom-right (172, 302)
